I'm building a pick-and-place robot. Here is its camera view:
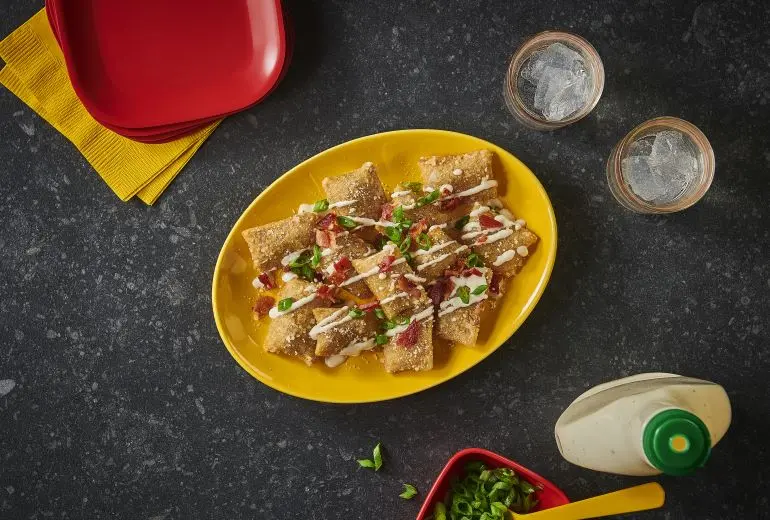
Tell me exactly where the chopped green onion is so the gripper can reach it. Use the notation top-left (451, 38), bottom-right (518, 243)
top-left (399, 483), bottom-right (418, 500)
top-left (402, 251), bottom-right (413, 264)
top-left (416, 233), bottom-right (432, 250)
top-left (465, 253), bottom-right (482, 268)
top-left (337, 215), bottom-right (357, 229)
top-left (400, 219), bottom-right (413, 231)
top-left (399, 236), bottom-right (411, 254)
top-left (375, 334), bottom-right (388, 345)
top-left (357, 459), bottom-right (376, 469)
top-left (374, 307), bottom-right (386, 320)
top-left (392, 205), bottom-right (405, 223)
top-left (472, 284), bottom-right (488, 296)
top-left (415, 189), bottom-right (440, 208)
top-left (289, 250), bottom-right (312, 268)
top-left (455, 215), bottom-right (470, 230)
top-left (402, 181), bottom-right (423, 192)
top-left (383, 320), bottom-right (396, 330)
top-left (433, 502), bottom-right (447, 520)
top-left (455, 286), bottom-right (470, 304)
top-left (311, 245), bottom-right (322, 268)
top-left (349, 308), bottom-right (365, 319)
top-left (312, 199), bottom-right (329, 212)
top-left (277, 298), bottom-right (294, 312)
top-left (384, 226), bottom-right (402, 243)
top-left (395, 316), bottom-right (410, 325)
top-left (372, 442), bottom-right (383, 471)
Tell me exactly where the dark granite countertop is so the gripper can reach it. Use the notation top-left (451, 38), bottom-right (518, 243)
top-left (1, 1), bottom-right (769, 518)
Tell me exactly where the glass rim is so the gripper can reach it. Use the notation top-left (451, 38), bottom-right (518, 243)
top-left (504, 30), bottom-right (605, 130)
top-left (608, 116), bottom-right (716, 213)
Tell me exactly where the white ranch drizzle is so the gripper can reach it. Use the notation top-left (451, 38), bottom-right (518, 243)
top-left (516, 245), bottom-right (530, 257)
top-left (391, 190), bottom-right (412, 198)
top-left (309, 306), bottom-right (350, 339)
top-left (385, 306), bottom-right (435, 337)
top-left (413, 239), bottom-right (457, 257)
top-left (380, 291), bottom-right (409, 305)
top-left (298, 199), bottom-right (357, 214)
top-left (452, 168), bottom-right (463, 176)
top-left (493, 250), bottom-right (516, 267)
top-left (428, 223), bottom-right (447, 231)
top-left (281, 271), bottom-right (298, 282)
top-left (403, 273), bottom-right (427, 283)
top-left (438, 271), bottom-right (489, 317)
top-left (281, 248), bottom-right (308, 266)
top-left (340, 257), bottom-right (407, 287)
top-left (252, 277), bottom-right (265, 289)
top-left (268, 291), bottom-right (317, 319)
top-left (416, 252), bottom-right (452, 271)
top-left (439, 184), bottom-right (454, 193)
top-left (442, 177), bottom-right (498, 200)
top-left (484, 228), bottom-right (514, 244)
top-left (324, 337), bottom-right (378, 368)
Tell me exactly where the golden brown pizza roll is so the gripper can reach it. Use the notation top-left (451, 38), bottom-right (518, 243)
top-left (411, 227), bottom-right (468, 284)
top-left (459, 202), bottom-right (538, 279)
top-left (241, 213), bottom-right (318, 272)
top-left (263, 279), bottom-right (320, 364)
top-left (350, 246), bottom-right (431, 319)
top-left (321, 162), bottom-right (387, 221)
top-left (383, 318), bottom-right (433, 373)
top-left (390, 185), bottom-right (458, 226)
top-left (311, 306), bottom-right (379, 357)
top-left (434, 267), bottom-right (493, 345)
top-left (318, 232), bottom-right (375, 299)
top-left (417, 150), bottom-right (498, 206)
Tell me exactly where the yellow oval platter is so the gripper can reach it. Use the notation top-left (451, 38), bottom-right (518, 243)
top-left (212, 129), bottom-right (557, 403)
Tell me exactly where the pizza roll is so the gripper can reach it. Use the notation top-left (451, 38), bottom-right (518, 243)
top-left (321, 162), bottom-right (387, 221)
top-left (263, 279), bottom-right (321, 364)
top-left (318, 232), bottom-right (375, 299)
top-left (383, 318), bottom-right (433, 373)
top-left (312, 306), bottom-right (379, 357)
top-left (241, 213), bottom-right (317, 272)
top-left (418, 150), bottom-right (498, 206)
top-left (411, 227), bottom-right (467, 284)
top-left (434, 267), bottom-right (493, 345)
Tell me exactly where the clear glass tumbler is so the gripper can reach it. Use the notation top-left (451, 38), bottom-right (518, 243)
top-left (504, 31), bottom-right (605, 131)
top-left (606, 117), bottom-right (715, 214)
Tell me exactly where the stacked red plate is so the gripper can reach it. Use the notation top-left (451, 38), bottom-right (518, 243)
top-left (45, 0), bottom-right (292, 143)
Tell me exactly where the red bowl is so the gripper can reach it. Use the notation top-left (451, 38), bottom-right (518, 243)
top-left (417, 448), bottom-right (569, 520)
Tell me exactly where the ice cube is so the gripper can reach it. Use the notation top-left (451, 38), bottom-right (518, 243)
top-left (622, 155), bottom-right (668, 202)
top-left (520, 42), bottom-right (592, 121)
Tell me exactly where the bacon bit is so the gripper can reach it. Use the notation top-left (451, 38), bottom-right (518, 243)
top-left (438, 196), bottom-right (466, 212)
top-left (326, 269), bottom-right (347, 286)
top-left (475, 234), bottom-right (488, 245)
top-left (395, 320), bottom-right (420, 347)
top-left (396, 275), bottom-right (422, 298)
top-left (490, 272), bottom-right (502, 296)
top-left (252, 296), bottom-right (275, 317)
top-left (333, 256), bottom-right (352, 272)
top-left (316, 284), bottom-right (338, 302)
top-left (441, 186), bottom-right (452, 196)
top-left (479, 213), bottom-right (503, 229)
top-left (257, 272), bottom-right (275, 290)
top-left (315, 212), bottom-right (340, 231)
top-left (409, 218), bottom-right (428, 237)
top-left (359, 301), bottom-right (380, 311)
top-left (464, 267), bottom-right (483, 277)
top-left (378, 255), bottom-right (396, 273)
top-left (443, 258), bottom-right (466, 278)
top-left (427, 277), bottom-right (448, 306)
top-left (380, 203), bottom-right (394, 221)
top-left (315, 229), bottom-right (336, 248)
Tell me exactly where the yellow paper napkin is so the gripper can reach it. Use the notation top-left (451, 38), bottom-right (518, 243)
top-left (0, 9), bottom-right (221, 205)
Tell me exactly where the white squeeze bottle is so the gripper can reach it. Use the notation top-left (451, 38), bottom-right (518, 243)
top-left (554, 373), bottom-right (731, 476)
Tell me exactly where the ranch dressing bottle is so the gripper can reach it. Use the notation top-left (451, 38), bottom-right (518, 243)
top-left (555, 373), bottom-right (731, 476)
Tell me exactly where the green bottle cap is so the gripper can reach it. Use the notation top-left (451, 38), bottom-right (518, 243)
top-left (642, 408), bottom-right (711, 476)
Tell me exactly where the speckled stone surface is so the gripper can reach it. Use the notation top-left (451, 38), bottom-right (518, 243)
top-left (1, 1), bottom-right (769, 518)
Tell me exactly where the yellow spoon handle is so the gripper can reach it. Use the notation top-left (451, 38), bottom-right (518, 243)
top-left (515, 483), bottom-right (665, 520)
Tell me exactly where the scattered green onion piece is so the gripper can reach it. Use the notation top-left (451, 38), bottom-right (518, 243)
top-left (374, 307), bottom-right (386, 320)
top-left (399, 236), bottom-right (411, 254)
top-left (277, 298), bottom-right (294, 312)
top-left (289, 250), bottom-right (312, 268)
top-left (349, 308), bottom-right (365, 319)
top-left (357, 459), bottom-right (375, 469)
top-left (456, 286), bottom-right (470, 304)
top-left (312, 199), bottom-right (329, 212)
top-left (402, 181), bottom-right (423, 192)
top-left (399, 483), bottom-right (418, 500)
top-left (415, 189), bottom-right (440, 208)
top-left (465, 253), bottom-right (482, 268)
top-left (472, 284), bottom-right (488, 296)
top-left (375, 334), bottom-right (388, 345)
top-left (372, 442), bottom-right (383, 471)
top-left (392, 205), bottom-right (405, 223)
top-left (384, 226), bottom-right (402, 243)
top-left (402, 251), bottom-right (413, 264)
top-left (399, 219), bottom-right (413, 231)
top-left (383, 320), bottom-right (396, 330)
top-left (311, 245), bottom-right (322, 268)
top-left (337, 215), bottom-right (357, 229)
top-left (455, 215), bottom-right (470, 230)
top-left (416, 233), bottom-right (432, 250)
top-left (395, 316), bottom-right (410, 326)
